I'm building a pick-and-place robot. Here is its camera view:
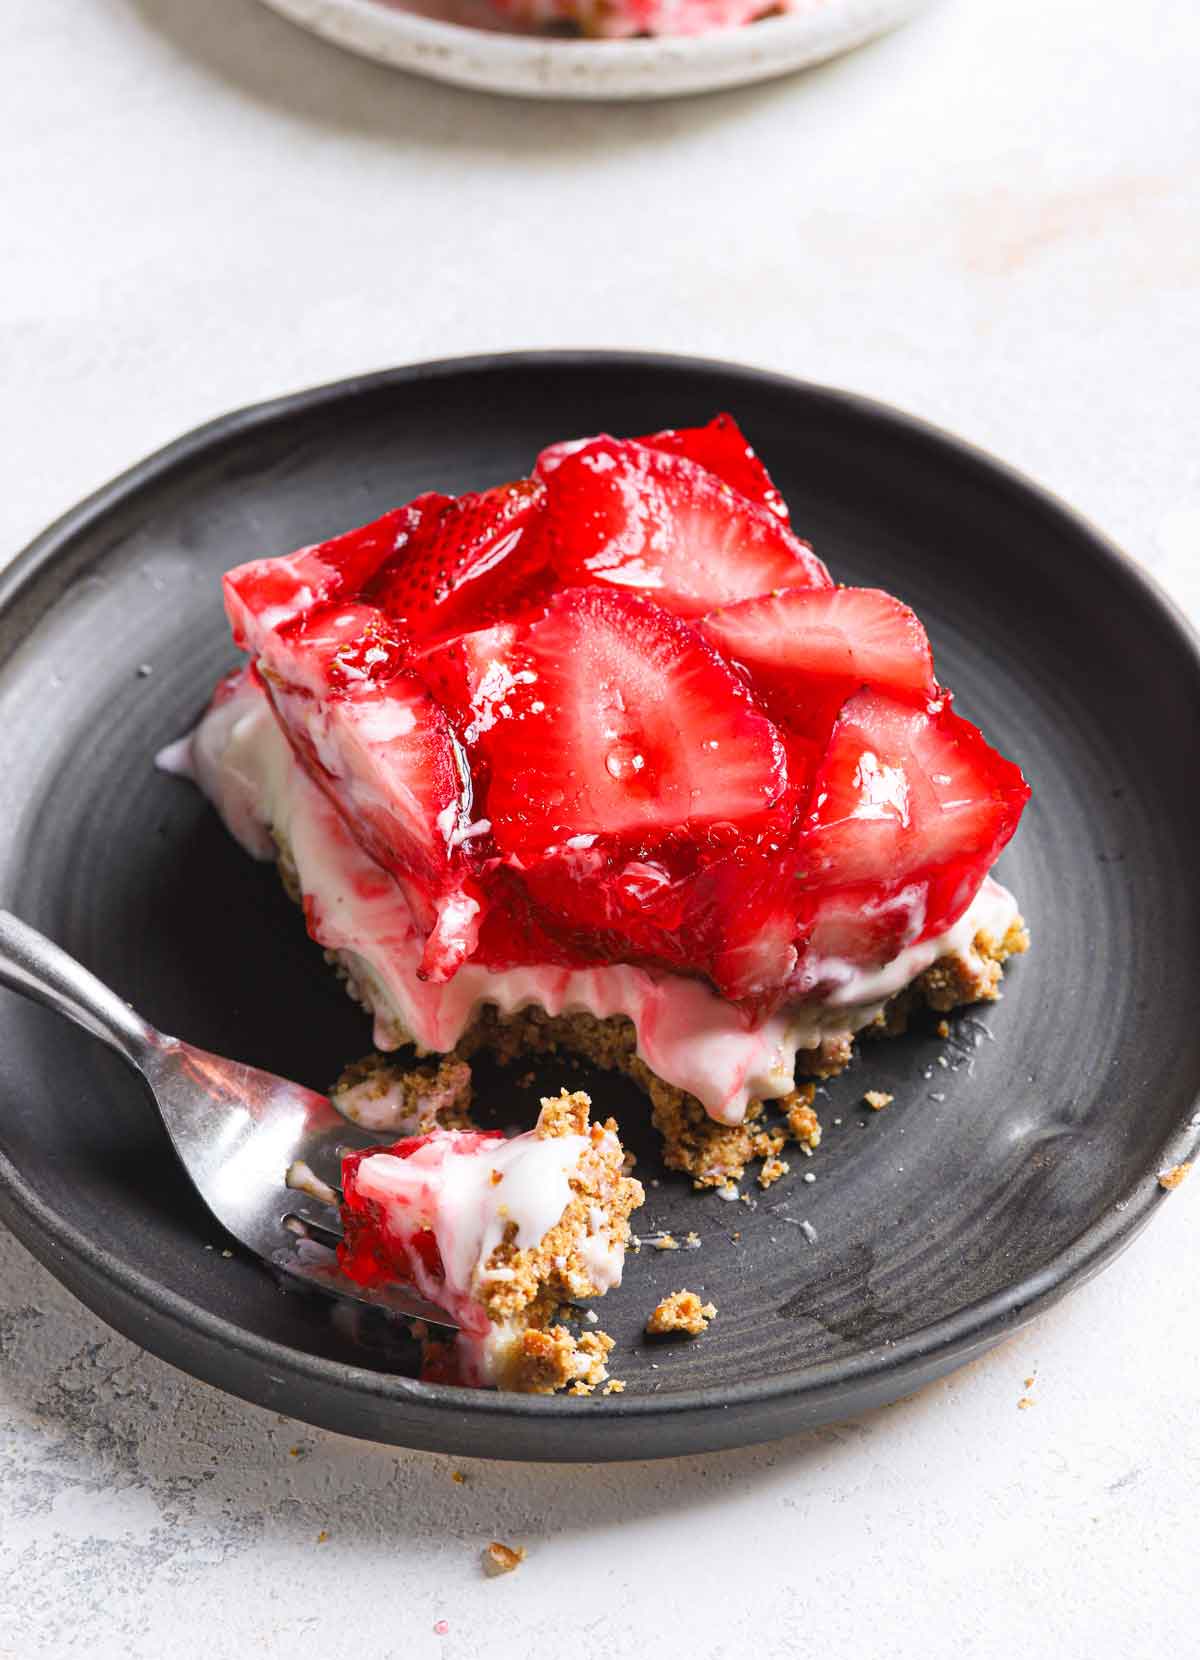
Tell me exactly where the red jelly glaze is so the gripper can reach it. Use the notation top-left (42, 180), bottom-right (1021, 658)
top-left (224, 419), bottom-right (1030, 1020)
top-left (338, 1130), bottom-right (505, 1291)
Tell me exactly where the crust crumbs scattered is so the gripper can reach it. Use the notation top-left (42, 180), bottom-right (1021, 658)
top-left (483, 1542), bottom-right (525, 1576)
top-left (936, 1019), bottom-right (951, 1039)
top-left (758, 1156), bottom-right (790, 1189)
top-left (1017, 1396), bottom-right (1034, 1411)
top-left (783, 1090), bottom-right (822, 1149)
top-left (1158, 1162), bottom-right (1192, 1192)
top-left (330, 1051), bottom-right (475, 1134)
top-left (498, 1325), bottom-right (615, 1395)
top-left (646, 1290), bottom-right (717, 1337)
top-left (601, 1379), bottom-right (625, 1394)
top-left (864, 1090), bottom-right (894, 1112)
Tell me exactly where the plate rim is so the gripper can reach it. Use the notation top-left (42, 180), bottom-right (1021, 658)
top-left (2, 349), bottom-right (1199, 1447)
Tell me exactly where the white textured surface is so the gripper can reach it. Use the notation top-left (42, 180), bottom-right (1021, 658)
top-left (2, 1), bottom-right (1199, 1654)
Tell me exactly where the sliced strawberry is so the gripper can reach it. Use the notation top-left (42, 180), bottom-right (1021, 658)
top-left (255, 602), bottom-right (481, 980)
top-left (699, 587), bottom-right (936, 740)
top-left (445, 587), bottom-right (788, 853)
top-left (537, 415), bottom-right (789, 522)
top-left (413, 619), bottom-right (530, 761)
top-left (638, 413), bottom-right (791, 523)
top-left (800, 689), bottom-right (1029, 901)
top-left (365, 478), bottom-right (549, 639)
top-left (536, 439), bottom-right (831, 618)
top-left (223, 498), bottom-right (448, 653)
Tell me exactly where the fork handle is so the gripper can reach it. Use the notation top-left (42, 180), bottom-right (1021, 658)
top-left (0, 909), bottom-right (156, 1067)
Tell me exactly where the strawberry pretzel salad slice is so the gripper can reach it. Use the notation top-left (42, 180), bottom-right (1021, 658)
top-left (330, 1089), bottom-right (642, 1393)
top-left (165, 413), bottom-right (1029, 1216)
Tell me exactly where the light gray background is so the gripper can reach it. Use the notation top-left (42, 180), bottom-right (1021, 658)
top-left (3, 2), bottom-right (1198, 1655)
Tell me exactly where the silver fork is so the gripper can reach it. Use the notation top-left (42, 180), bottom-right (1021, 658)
top-left (0, 909), bottom-right (455, 1330)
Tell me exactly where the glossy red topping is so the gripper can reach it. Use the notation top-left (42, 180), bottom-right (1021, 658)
top-left (698, 586), bottom-right (936, 738)
top-left (534, 434), bottom-right (830, 617)
top-left (365, 479), bottom-right (550, 640)
top-left (223, 416), bottom-right (1029, 1017)
top-left (426, 587), bottom-right (788, 851)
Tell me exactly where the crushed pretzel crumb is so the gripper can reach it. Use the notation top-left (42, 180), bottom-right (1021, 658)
top-left (483, 1541), bottom-right (525, 1576)
top-left (784, 1090), bottom-right (822, 1149)
top-left (864, 1090), bottom-right (894, 1112)
top-left (1158, 1162), bottom-right (1192, 1192)
top-left (646, 1290), bottom-right (717, 1337)
top-left (451, 1470), bottom-right (466, 1484)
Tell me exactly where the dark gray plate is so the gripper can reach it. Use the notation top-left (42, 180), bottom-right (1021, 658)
top-left (1, 353), bottom-right (1197, 1462)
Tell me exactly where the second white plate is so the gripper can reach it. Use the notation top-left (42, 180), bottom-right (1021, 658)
top-left (256, 0), bottom-right (934, 100)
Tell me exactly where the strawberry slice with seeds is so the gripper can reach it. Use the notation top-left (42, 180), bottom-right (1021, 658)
top-left (536, 438), bottom-right (830, 618)
top-left (224, 498), bottom-right (448, 653)
top-left (255, 601), bottom-right (481, 980)
top-left (445, 587), bottom-right (788, 854)
top-left (365, 478), bottom-right (549, 640)
top-left (638, 413), bottom-right (791, 523)
top-left (801, 689), bottom-right (1029, 898)
top-left (699, 586), bottom-right (936, 739)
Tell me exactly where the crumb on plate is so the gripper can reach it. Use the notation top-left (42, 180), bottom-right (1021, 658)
top-left (646, 1290), bottom-right (717, 1337)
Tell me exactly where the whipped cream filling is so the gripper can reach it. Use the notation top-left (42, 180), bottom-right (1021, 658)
top-left (165, 677), bottom-right (1020, 1126)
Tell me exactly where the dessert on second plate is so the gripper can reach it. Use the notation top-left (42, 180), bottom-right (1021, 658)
top-left (488, 0), bottom-right (779, 40)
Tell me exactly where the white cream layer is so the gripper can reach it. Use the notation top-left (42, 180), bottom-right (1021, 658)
top-left (165, 676), bottom-right (1019, 1127)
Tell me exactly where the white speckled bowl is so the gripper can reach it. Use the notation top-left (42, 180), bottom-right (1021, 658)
top-left (255, 0), bottom-right (934, 99)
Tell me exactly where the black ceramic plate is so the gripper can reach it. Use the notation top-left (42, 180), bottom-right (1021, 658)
top-left (1, 353), bottom-right (1198, 1463)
